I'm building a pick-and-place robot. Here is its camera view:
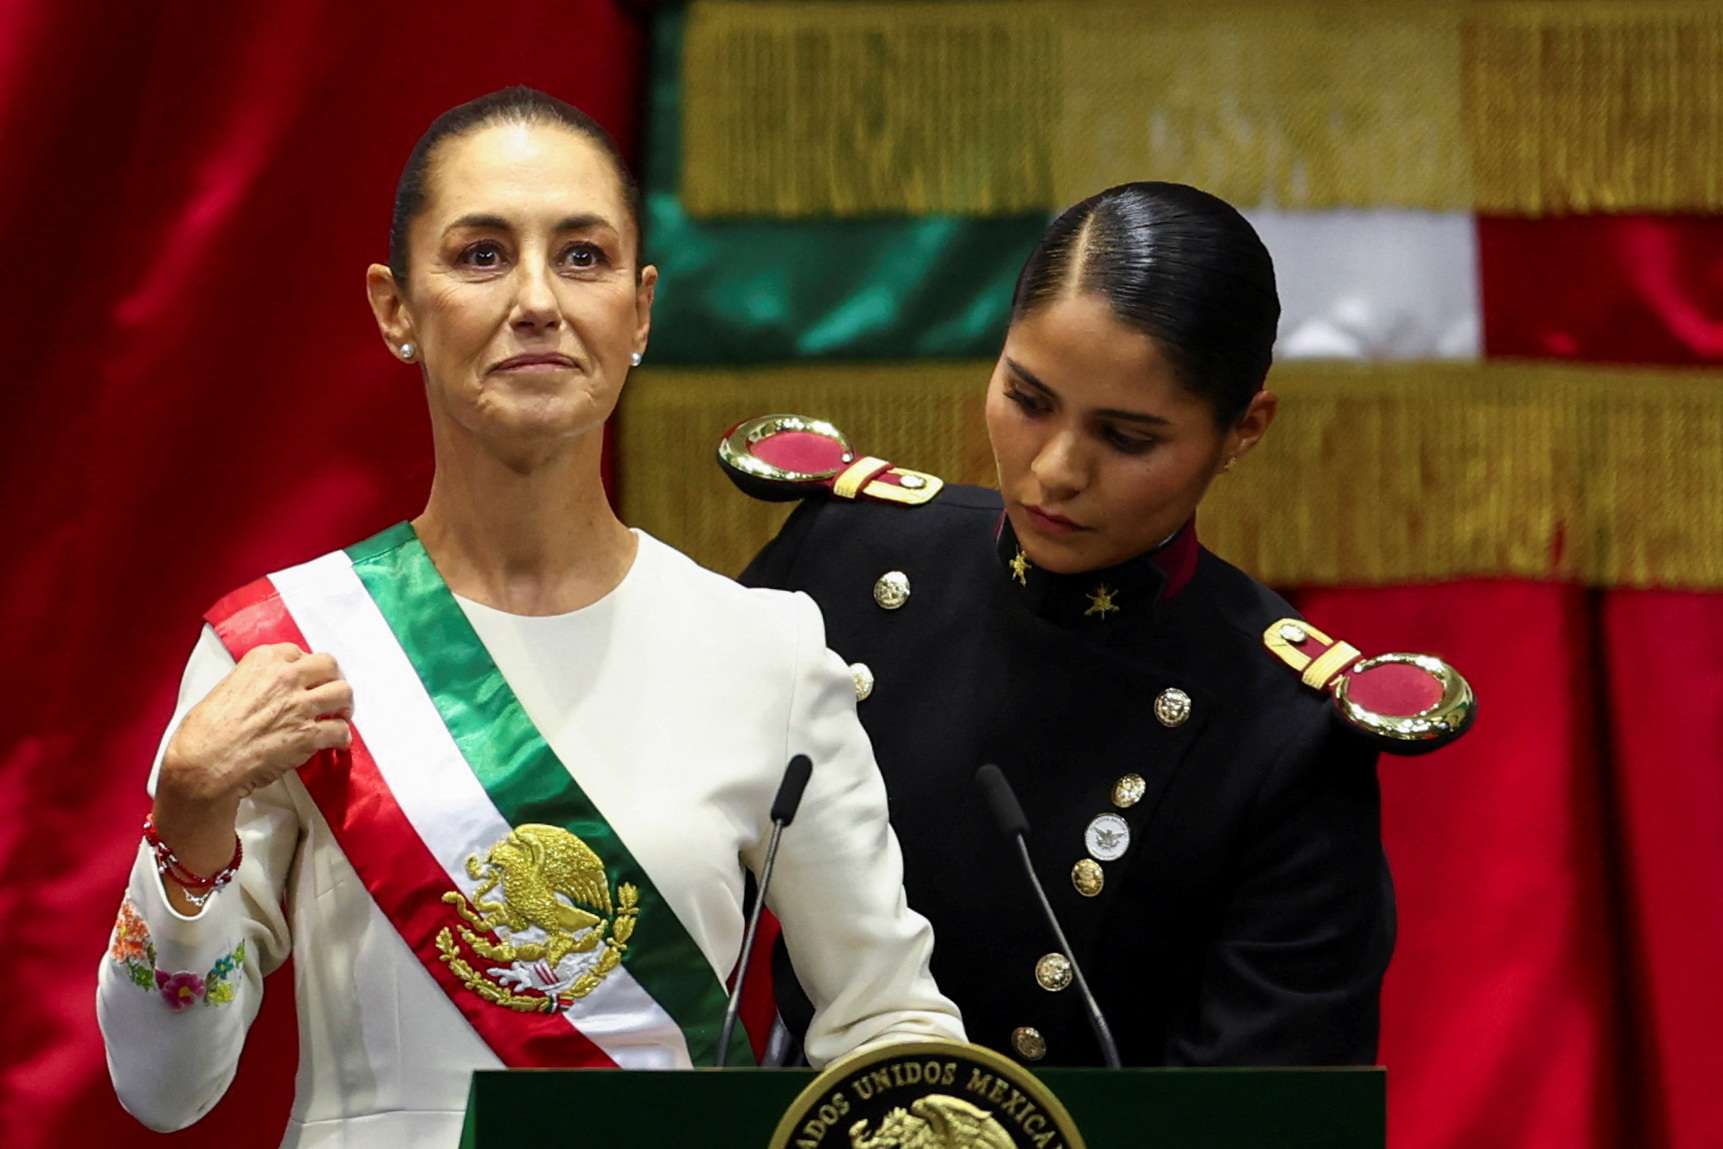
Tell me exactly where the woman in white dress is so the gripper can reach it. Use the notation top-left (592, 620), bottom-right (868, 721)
top-left (96, 86), bottom-right (963, 1148)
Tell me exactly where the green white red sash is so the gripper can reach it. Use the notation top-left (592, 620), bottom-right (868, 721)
top-left (205, 522), bottom-right (754, 1069)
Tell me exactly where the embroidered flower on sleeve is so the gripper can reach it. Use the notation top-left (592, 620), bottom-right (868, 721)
top-left (109, 899), bottom-right (155, 967)
top-left (108, 896), bottom-right (246, 1011)
top-left (200, 939), bottom-right (246, 1008)
top-left (156, 970), bottom-right (207, 1011)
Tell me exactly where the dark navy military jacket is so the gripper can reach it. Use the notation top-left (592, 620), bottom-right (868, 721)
top-left (742, 484), bottom-right (1393, 1068)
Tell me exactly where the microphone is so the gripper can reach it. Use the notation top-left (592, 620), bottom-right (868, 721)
top-left (716, 754), bottom-right (814, 1067)
top-left (770, 754), bottom-right (814, 825)
top-left (974, 763), bottom-right (1123, 1069)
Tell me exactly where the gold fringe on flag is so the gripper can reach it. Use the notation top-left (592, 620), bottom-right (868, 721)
top-left (1467, 3), bottom-right (1723, 213)
top-left (680, 0), bottom-right (1723, 216)
top-left (682, 2), bottom-right (1061, 217)
top-left (617, 360), bottom-right (1723, 588)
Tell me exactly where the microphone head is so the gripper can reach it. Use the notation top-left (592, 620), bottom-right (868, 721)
top-left (771, 754), bottom-right (814, 825)
top-left (975, 763), bottom-right (1030, 839)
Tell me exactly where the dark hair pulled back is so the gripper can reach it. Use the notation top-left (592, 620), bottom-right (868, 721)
top-left (1011, 181), bottom-right (1280, 426)
top-left (387, 85), bottom-right (642, 287)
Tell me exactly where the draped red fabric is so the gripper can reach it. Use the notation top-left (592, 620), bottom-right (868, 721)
top-left (1477, 215), bottom-right (1723, 1148)
top-left (1600, 593), bottom-right (1723, 1149)
top-left (1291, 583), bottom-right (1723, 1149)
top-left (0, 5), bottom-right (643, 1145)
top-left (1292, 584), bottom-right (1634, 1149)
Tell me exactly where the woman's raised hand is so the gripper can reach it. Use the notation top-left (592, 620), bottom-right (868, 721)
top-left (152, 643), bottom-right (352, 881)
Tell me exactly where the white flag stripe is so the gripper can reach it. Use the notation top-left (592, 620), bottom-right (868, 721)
top-left (1245, 210), bottom-right (1480, 361)
top-left (269, 551), bottom-right (692, 1069)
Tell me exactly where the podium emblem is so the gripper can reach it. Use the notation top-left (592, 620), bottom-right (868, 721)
top-left (435, 824), bottom-right (639, 1013)
top-left (769, 1041), bottom-right (1085, 1149)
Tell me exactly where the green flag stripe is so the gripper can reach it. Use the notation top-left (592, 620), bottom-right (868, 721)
top-left (644, 5), bottom-right (1044, 367)
top-left (345, 522), bottom-right (753, 1067)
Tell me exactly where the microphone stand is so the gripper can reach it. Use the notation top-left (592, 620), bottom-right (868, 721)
top-left (716, 754), bottom-right (813, 1067)
top-left (976, 763), bottom-right (1123, 1069)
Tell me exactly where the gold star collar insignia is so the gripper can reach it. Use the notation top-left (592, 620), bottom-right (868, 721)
top-left (1009, 547), bottom-right (1031, 586)
top-left (1084, 583), bottom-right (1121, 618)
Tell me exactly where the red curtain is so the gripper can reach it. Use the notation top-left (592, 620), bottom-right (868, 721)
top-left (1603, 591), bottom-right (1723, 1149)
top-left (1294, 583), bottom-right (1634, 1148)
top-left (0, 5), bottom-right (644, 1145)
top-left (1291, 580), bottom-right (1723, 1149)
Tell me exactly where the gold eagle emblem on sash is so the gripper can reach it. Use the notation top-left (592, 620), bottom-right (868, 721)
top-left (435, 824), bottom-right (639, 1013)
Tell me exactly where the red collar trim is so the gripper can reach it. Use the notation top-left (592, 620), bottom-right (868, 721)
top-left (1153, 519), bottom-right (1200, 601)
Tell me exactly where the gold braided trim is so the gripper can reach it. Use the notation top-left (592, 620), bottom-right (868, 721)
top-left (616, 360), bottom-right (1723, 588)
top-left (680, 0), bottom-right (1723, 216)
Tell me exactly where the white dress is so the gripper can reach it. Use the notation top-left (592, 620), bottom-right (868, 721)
top-left (96, 530), bottom-right (964, 1148)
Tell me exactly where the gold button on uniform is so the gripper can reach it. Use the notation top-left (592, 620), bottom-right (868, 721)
top-left (1280, 622), bottom-right (1309, 644)
top-left (1072, 858), bottom-right (1104, 897)
top-left (1011, 1026), bottom-right (1047, 1061)
top-left (1154, 687), bottom-right (1192, 727)
top-left (1034, 952), bottom-right (1073, 992)
top-left (849, 662), bottom-right (875, 701)
top-left (873, 570), bottom-right (911, 610)
top-left (1111, 773), bottom-right (1146, 808)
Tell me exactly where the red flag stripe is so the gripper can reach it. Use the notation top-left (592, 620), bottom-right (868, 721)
top-left (1479, 215), bottom-right (1723, 365)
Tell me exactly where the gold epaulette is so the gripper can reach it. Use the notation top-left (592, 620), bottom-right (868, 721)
top-left (717, 414), bottom-right (944, 506)
top-left (1263, 618), bottom-right (1475, 755)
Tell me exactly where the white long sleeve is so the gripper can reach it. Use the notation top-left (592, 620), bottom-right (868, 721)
top-left (765, 593), bottom-right (965, 1065)
top-left (95, 627), bottom-right (298, 1132)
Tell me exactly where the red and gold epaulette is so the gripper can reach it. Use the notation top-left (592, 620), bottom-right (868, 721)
top-left (1263, 618), bottom-right (1475, 755)
top-left (717, 414), bottom-right (944, 507)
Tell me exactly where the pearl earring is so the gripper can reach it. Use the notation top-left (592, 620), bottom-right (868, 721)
top-left (630, 351), bottom-right (643, 367)
top-left (399, 343), bottom-right (416, 361)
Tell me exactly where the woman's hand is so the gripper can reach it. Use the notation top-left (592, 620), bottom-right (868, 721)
top-left (151, 644), bottom-right (352, 885)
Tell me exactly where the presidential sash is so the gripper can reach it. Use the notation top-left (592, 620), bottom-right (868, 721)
top-left (205, 523), bottom-right (754, 1069)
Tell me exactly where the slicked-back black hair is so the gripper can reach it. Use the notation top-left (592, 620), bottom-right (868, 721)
top-left (1011, 182), bottom-right (1280, 426)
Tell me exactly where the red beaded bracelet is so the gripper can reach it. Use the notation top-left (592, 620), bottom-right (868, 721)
top-left (142, 814), bottom-right (243, 908)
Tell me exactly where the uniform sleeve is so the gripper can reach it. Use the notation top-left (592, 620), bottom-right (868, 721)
top-left (95, 625), bottom-right (300, 1131)
top-left (738, 499), bottom-right (823, 591)
top-left (756, 592), bottom-right (966, 1067)
top-left (1166, 721), bottom-right (1394, 1066)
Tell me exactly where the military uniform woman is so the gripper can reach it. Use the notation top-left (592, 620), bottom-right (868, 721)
top-left (733, 183), bottom-right (1471, 1068)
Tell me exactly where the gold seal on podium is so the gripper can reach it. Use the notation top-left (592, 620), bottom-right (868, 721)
top-left (768, 1041), bottom-right (1086, 1149)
